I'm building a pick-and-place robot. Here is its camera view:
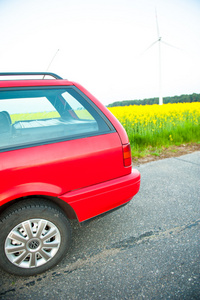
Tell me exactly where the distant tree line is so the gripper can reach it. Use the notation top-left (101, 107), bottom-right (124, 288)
top-left (107, 93), bottom-right (200, 107)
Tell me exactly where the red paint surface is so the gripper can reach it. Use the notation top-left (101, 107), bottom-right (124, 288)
top-left (0, 79), bottom-right (140, 222)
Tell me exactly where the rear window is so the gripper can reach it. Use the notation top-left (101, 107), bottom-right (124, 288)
top-left (0, 87), bottom-right (114, 151)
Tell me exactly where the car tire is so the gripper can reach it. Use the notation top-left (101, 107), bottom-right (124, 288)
top-left (0, 199), bottom-right (71, 276)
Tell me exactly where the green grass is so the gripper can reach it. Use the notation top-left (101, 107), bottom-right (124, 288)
top-left (125, 121), bottom-right (200, 158)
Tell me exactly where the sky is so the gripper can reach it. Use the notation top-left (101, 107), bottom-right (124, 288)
top-left (0, 0), bottom-right (200, 105)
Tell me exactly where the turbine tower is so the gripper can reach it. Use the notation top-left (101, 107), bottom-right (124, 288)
top-left (156, 10), bottom-right (163, 105)
top-left (144, 10), bottom-right (179, 105)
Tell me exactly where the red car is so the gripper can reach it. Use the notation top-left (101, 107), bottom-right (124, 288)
top-left (0, 72), bottom-right (140, 276)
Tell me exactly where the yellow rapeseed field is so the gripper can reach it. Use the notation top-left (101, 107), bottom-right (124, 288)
top-left (109, 103), bottom-right (200, 151)
top-left (109, 103), bottom-right (200, 129)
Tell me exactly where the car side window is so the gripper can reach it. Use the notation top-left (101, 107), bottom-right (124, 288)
top-left (0, 88), bottom-right (113, 151)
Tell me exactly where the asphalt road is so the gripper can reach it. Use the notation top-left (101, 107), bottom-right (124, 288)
top-left (0, 152), bottom-right (199, 300)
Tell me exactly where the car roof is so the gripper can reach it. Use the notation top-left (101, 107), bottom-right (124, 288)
top-left (0, 79), bottom-right (74, 88)
top-left (0, 72), bottom-right (74, 88)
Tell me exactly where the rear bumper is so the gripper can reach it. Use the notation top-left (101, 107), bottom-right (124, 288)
top-left (58, 169), bottom-right (140, 222)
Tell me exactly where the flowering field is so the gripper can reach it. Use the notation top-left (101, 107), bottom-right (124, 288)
top-left (9, 102), bottom-right (200, 157)
top-left (109, 103), bottom-right (200, 156)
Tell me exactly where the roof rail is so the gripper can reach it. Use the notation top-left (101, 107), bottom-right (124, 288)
top-left (0, 72), bottom-right (63, 80)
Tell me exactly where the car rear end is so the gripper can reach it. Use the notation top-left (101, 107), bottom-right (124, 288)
top-left (0, 73), bottom-right (140, 276)
top-left (0, 75), bottom-right (140, 222)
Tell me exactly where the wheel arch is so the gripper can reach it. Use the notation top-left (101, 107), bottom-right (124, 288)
top-left (0, 195), bottom-right (78, 221)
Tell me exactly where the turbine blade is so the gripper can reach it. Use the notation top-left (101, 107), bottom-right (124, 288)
top-left (155, 8), bottom-right (160, 39)
top-left (142, 40), bottom-right (158, 55)
top-left (43, 49), bottom-right (60, 78)
top-left (161, 40), bottom-right (182, 50)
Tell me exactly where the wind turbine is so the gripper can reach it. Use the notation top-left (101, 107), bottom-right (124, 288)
top-left (156, 10), bottom-right (163, 105)
top-left (144, 10), bottom-right (178, 105)
top-left (43, 49), bottom-right (60, 79)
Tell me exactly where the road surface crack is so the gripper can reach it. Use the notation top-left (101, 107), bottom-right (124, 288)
top-left (173, 157), bottom-right (200, 166)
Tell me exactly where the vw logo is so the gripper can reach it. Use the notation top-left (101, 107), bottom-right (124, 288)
top-left (28, 239), bottom-right (40, 250)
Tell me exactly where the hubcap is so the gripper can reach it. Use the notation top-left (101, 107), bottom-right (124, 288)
top-left (28, 239), bottom-right (40, 250)
top-left (5, 219), bottom-right (61, 269)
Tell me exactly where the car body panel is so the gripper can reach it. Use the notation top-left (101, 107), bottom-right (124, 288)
top-left (0, 132), bottom-right (131, 207)
top-left (59, 169), bottom-right (140, 222)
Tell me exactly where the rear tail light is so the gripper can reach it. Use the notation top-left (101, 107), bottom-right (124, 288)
top-left (123, 143), bottom-right (132, 167)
